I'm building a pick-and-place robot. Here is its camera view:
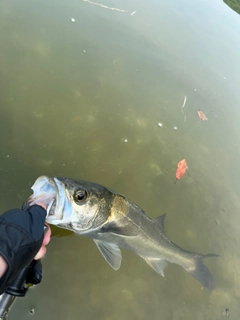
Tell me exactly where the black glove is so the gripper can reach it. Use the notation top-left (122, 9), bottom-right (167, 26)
top-left (0, 205), bottom-right (46, 294)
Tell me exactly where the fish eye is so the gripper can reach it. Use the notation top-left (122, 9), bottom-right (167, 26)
top-left (74, 190), bottom-right (87, 203)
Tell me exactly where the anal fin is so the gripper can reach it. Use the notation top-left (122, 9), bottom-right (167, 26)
top-left (93, 240), bottom-right (122, 270)
top-left (144, 258), bottom-right (168, 277)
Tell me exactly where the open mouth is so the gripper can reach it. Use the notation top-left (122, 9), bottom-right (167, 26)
top-left (45, 177), bottom-right (74, 224)
top-left (46, 198), bottom-right (56, 217)
top-left (27, 175), bottom-right (75, 225)
top-left (25, 175), bottom-right (61, 221)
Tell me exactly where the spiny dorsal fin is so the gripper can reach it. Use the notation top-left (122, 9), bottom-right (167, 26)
top-left (153, 213), bottom-right (167, 233)
top-left (93, 239), bottom-right (122, 270)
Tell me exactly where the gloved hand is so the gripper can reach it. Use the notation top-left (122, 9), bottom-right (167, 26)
top-left (0, 205), bottom-right (51, 295)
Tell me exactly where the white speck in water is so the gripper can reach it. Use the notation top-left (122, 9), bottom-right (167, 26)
top-left (124, 139), bottom-right (128, 143)
top-left (157, 122), bottom-right (163, 127)
top-left (83, 50), bottom-right (86, 53)
top-left (173, 126), bottom-right (178, 130)
top-left (223, 76), bottom-right (227, 80)
top-left (194, 88), bottom-right (197, 91)
top-left (70, 18), bottom-right (76, 22)
top-left (6, 155), bottom-right (9, 157)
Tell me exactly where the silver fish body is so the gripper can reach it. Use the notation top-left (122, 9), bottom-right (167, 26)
top-left (24, 176), bottom-right (217, 290)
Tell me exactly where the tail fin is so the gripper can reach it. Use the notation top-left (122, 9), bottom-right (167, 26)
top-left (187, 254), bottom-right (218, 291)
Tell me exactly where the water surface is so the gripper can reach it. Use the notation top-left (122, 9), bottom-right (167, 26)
top-left (0, 0), bottom-right (240, 319)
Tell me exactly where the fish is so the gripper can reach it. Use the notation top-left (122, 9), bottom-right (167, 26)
top-left (24, 176), bottom-right (217, 290)
top-left (197, 110), bottom-right (208, 121)
top-left (174, 159), bottom-right (187, 184)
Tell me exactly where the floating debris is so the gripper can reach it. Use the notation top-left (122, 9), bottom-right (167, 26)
top-left (70, 18), bottom-right (76, 22)
top-left (83, 50), bottom-right (86, 53)
top-left (131, 11), bottom-right (136, 16)
top-left (222, 307), bottom-right (230, 316)
top-left (173, 126), bottom-right (178, 130)
top-left (181, 95), bottom-right (187, 113)
top-left (81, 0), bottom-right (130, 14)
top-left (174, 159), bottom-right (187, 184)
top-left (197, 110), bottom-right (208, 121)
top-left (211, 110), bottom-right (218, 118)
top-left (157, 122), bottom-right (163, 127)
top-left (181, 95), bottom-right (187, 122)
top-left (29, 308), bottom-right (35, 315)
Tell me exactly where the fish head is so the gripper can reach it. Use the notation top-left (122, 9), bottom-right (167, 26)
top-left (24, 176), bottom-right (112, 233)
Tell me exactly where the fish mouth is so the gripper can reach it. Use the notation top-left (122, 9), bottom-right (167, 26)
top-left (45, 177), bottom-right (73, 224)
top-left (46, 198), bottom-right (56, 217)
top-left (25, 176), bottom-right (72, 225)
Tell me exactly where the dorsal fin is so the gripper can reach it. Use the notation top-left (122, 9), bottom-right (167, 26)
top-left (153, 213), bottom-right (166, 233)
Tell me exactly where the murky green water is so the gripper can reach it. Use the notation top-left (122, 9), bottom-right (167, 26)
top-left (1, 0), bottom-right (240, 318)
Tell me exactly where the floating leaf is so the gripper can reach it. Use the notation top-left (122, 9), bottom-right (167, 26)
top-left (174, 159), bottom-right (187, 184)
top-left (197, 110), bottom-right (208, 121)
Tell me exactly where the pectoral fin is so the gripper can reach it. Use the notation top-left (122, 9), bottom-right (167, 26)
top-left (93, 240), bottom-right (122, 270)
top-left (144, 258), bottom-right (168, 277)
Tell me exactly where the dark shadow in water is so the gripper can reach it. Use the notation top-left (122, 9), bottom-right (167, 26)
top-left (50, 225), bottom-right (74, 237)
top-left (223, 0), bottom-right (240, 15)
